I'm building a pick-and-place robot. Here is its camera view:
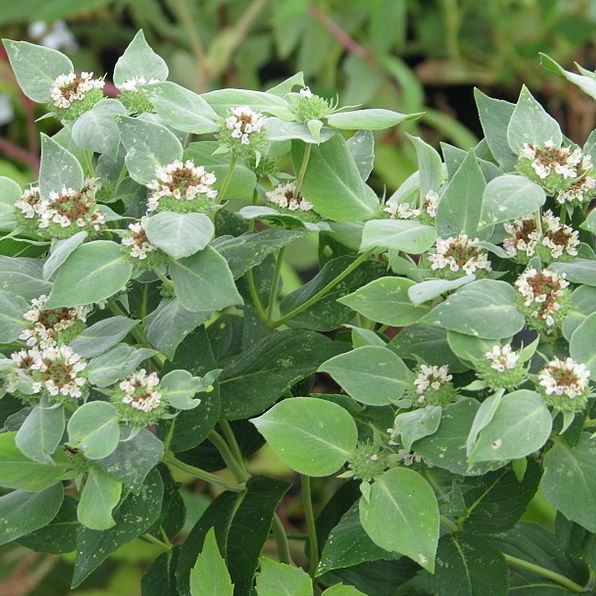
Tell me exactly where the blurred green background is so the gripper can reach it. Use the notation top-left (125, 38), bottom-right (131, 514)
top-left (0, 1), bottom-right (594, 594)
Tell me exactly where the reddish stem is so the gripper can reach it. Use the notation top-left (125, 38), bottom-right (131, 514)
top-left (0, 138), bottom-right (39, 171)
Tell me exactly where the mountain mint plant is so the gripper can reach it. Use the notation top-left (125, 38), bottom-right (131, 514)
top-left (0, 32), bottom-right (595, 595)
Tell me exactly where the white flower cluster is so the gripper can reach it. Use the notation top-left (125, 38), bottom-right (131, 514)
top-left (11, 345), bottom-right (87, 399)
top-left (485, 344), bottom-right (520, 372)
top-left (429, 234), bottom-right (491, 275)
top-left (556, 175), bottom-right (596, 204)
top-left (15, 186), bottom-right (42, 219)
top-left (503, 211), bottom-right (579, 260)
top-left (121, 216), bottom-right (158, 260)
top-left (265, 181), bottom-right (314, 212)
top-left (119, 76), bottom-right (159, 92)
top-left (224, 106), bottom-right (265, 144)
top-left (538, 357), bottom-right (590, 399)
top-left (37, 187), bottom-right (105, 231)
top-left (514, 268), bottom-right (569, 326)
top-left (422, 190), bottom-right (440, 217)
top-left (146, 159), bottom-right (218, 212)
top-left (49, 72), bottom-right (104, 109)
top-left (119, 369), bottom-right (162, 413)
top-left (383, 190), bottom-right (440, 220)
top-left (413, 364), bottom-right (452, 403)
top-left (19, 295), bottom-right (92, 348)
top-left (519, 140), bottom-right (587, 180)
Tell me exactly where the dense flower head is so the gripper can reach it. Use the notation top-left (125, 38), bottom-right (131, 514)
top-left (410, 364), bottom-right (457, 407)
top-left (118, 76), bottom-right (160, 113)
top-left (15, 186), bottom-right (42, 220)
top-left (223, 106), bottom-right (265, 145)
top-left (119, 76), bottom-right (160, 92)
top-left (113, 369), bottom-right (166, 425)
top-left (428, 234), bottom-right (491, 277)
top-left (19, 294), bottom-right (92, 348)
top-left (265, 181), bottom-right (314, 212)
top-left (517, 140), bottom-right (595, 197)
top-left (477, 344), bottom-right (528, 389)
top-left (514, 268), bottom-right (569, 328)
top-left (146, 159), bottom-right (218, 213)
top-left (9, 345), bottom-right (87, 402)
top-left (538, 357), bottom-right (590, 412)
top-left (485, 344), bottom-right (520, 372)
top-left (49, 71), bottom-right (104, 118)
top-left (121, 216), bottom-right (162, 266)
top-left (346, 440), bottom-right (388, 481)
top-left (291, 86), bottom-right (335, 122)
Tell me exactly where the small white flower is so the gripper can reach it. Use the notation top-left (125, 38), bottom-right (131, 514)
top-left (36, 186), bottom-right (105, 232)
top-left (119, 369), bottom-right (162, 413)
top-left (422, 190), bottom-right (440, 217)
top-left (556, 175), bottom-right (595, 204)
top-left (224, 106), bottom-right (265, 145)
top-left (519, 143), bottom-right (536, 160)
top-left (503, 215), bottom-right (540, 257)
top-left (383, 201), bottom-right (420, 220)
top-left (514, 268), bottom-right (568, 326)
top-left (485, 344), bottom-right (520, 372)
top-left (265, 181), bottom-right (313, 212)
top-left (15, 186), bottom-right (42, 219)
top-left (146, 159), bottom-right (218, 212)
top-left (540, 210), bottom-right (579, 259)
top-left (122, 217), bottom-right (158, 260)
top-left (413, 364), bottom-right (452, 402)
top-left (119, 76), bottom-right (160, 92)
top-left (538, 357), bottom-right (590, 399)
top-left (429, 234), bottom-right (491, 275)
top-left (49, 71), bottom-right (104, 109)
top-left (299, 87), bottom-right (314, 98)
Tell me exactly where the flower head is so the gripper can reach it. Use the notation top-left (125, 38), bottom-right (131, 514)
top-left (15, 186), bottom-right (42, 220)
top-left (146, 159), bottom-right (218, 213)
top-left (477, 344), bottom-right (528, 390)
top-left (422, 190), bottom-right (440, 218)
top-left (428, 234), bottom-right (491, 277)
top-left (503, 215), bottom-right (540, 259)
top-left (538, 357), bottom-right (590, 412)
top-left (49, 72), bottom-right (104, 118)
top-left (383, 201), bottom-right (420, 220)
top-left (223, 106), bottom-right (265, 145)
top-left (410, 364), bottom-right (457, 407)
top-left (113, 369), bottom-right (166, 425)
top-left (265, 181), bottom-right (314, 212)
top-left (118, 76), bottom-right (160, 114)
top-left (291, 88), bottom-right (335, 122)
top-left (514, 268), bottom-right (569, 329)
top-left (121, 216), bottom-right (165, 268)
top-left (118, 76), bottom-right (160, 92)
top-left (539, 210), bottom-right (579, 261)
top-left (19, 294), bottom-right (92, 348)
top-left (346, 441), bottom-right (388, 481)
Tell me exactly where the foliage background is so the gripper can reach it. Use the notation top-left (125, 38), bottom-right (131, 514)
top-left (0, 0), bottom-right (594, 593)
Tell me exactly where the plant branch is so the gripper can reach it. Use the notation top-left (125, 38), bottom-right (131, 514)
top-left (272, 513), bottom-right (293, 565)
top-left (266, 247), bottom-right (285, 325)
top-left (164, 454), bottom-right (245, 492)
top-left (209, 430), bottom-right (250, 482)
top-left (141, 533), bottom-right (172, 551)
top-left (301, 475), bottom-right (319, 581)
top-left (271, 249), bottom-right (376, 327)
top-left (219, 419), bottom-right (248, 474)
top-left (294, 143), bottom-right (312, 196)
top-left (247, 268), bottom-right (269, 323)
top-left (218, 156), bottom-right (237, 201)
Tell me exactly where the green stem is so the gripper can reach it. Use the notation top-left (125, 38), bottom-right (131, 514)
top-left (301, 475), bottom-right (319, 580)
top-left (247, 268), bottom-right (268, 323)
top-left (294, 143), bottom-right (312, 196)
top-left (219, 419), bottom-right (247, 474)
top-left (164, 454), bottom-right (245, 492)
top-left (142, 533), bottom-right (172, 551)
top-left (271, 249), bottom-right (376, 327)
top-left (503, 553), bottom-right (589, 593)
top-left (209, 430), bottom-right (250, 482)
top-left (218, 156), bottom-right (237, 201)
top-left (440, 515), bottom-right (459, 533)
top-left (272, 513), bottom-right (293, 565)
top-left (266, 247), bottom-right (286, 326)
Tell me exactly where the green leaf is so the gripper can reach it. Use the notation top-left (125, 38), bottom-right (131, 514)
top-left (213, 229), bottom-right (303, 279)
top-left (144, 81), bottom-right (219, 134)
top-left (446, 331), bottom-right (501, 362)
top-left (251, 397), bottom-right (357, 476)
top-left (39, 133), bottom-right (84, 200)
top-left (161, 369), bottom-right (203, 410)
top-left (322, 586), bottom-right (366, 596)
top-left (2, 39), bottom-right (73, 102)
top-left (219, 330), bottom-right (344, 419)
top-left (422, 279), bottom-right (524, 339)
top-left (347, 130), bottom-right (375, 181)
top-left (0, 432), bottom-right (72, 490)
top-left (0, 290), bottom-right (28, 342)
top-left (190, 527), bottom-right (234, 596)
top-left (113, 29), bottom-right (168, 88)
top-left (507, 85), bottom-right (562, 153)
top-left (436, 150), bottom-right (485, 237)
top-left (319, 346), bottom-right (410, 406)
top-left (408, 275), bottom-right (475, 306)
top-left (17, 495), bottom-right (79, 554)
top-left (255, 557), bottom-right (312, 596)
top-left (0, 483), bottom-right (63, 546)
top-left (542, 434), bottom-right (596, 532)
top-left (201, 88), bottom-right (293, 119)
top-left (118, 115), bottom-right (183, 184)
top-left (540, 53), bottom-right (596, 101)
top-left (292, 135), bottom-right (380, 221)
top-left (77, 466), bottom-right (122, 530)
top-left (360, 219), bottom-right (436, 253)
top-left (95, 427), bottom-right (163, 491)
top-left (407, 135), bottom-right (443, 199)
top-left (267, 118), bottom-right (335, 144)
top-left (72, 469), bottom-right (163, 587)
top-left (563, 285), bottom-right (596, 341)
top-left (478, 175), bottom-right (545, 228)
top-left (43, 231), bottom-right (87, 281)
top-left (0, 176), bottom-right (20, 231)
top-left (0, 256), bottom-right (51, 300)
top-left (87, 344), bottom-right (155, 387)
top-left (71, 99), bottom-right (127, 159)
top-left (555, 512), bottom-right (596, 569)
top-left (394, 406), bottom-right (442, 451)
top-left (69, 316), bottom-right (139, 358)
top-left (431, 534), bottom-right (508, 596)
top-left (327, 109), bottom-right (421, 130)
top-left (144, 298), bottom-right (212, 359)
top-left (339, 277), bottom-right (431, 326)
top-left (359, 467), bottom-right (440, 572)
top-left (15, 400), bottom-right (64, 463)
top-left (467, 390), bottom-right (552, 462)
top-left (44, 241), bottom-right (133, 308)
top-left (570, 311), bottom-right (596, 380)
top-left (67, 401), bottom-right (120, 460)
top-left (145, 211), bottom-right (214, 259)
top-left (550, 259), bottom-right (596, 287)
top-left (169, 246), bottom-right (243, 312)
top-left (279, 256), bottom-right (385, 331)
top-left (318, 503), bottom-right (398, 575)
